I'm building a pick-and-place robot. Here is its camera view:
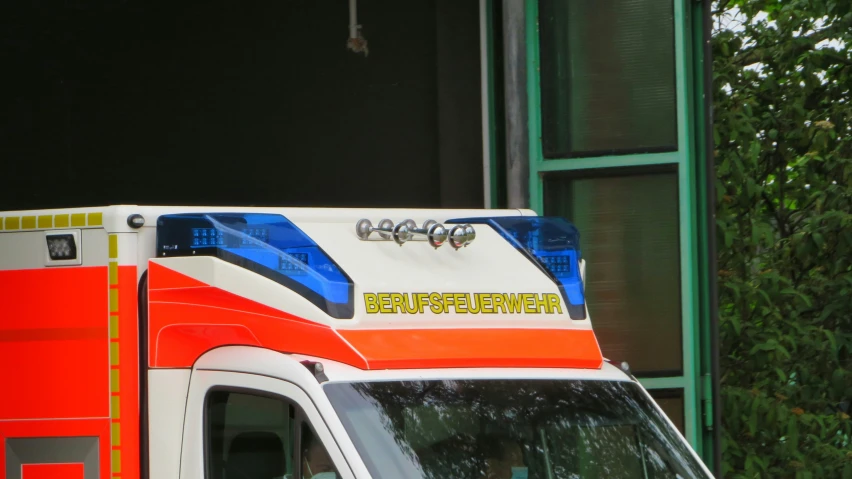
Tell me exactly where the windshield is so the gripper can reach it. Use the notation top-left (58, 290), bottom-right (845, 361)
top-left (323, 379), bottom-right (710, 479)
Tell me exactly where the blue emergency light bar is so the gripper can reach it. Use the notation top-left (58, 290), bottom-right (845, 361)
top-left (156, 213), bottom-right (354, 319)
top-left (445, 216), bottom-right (587, 320)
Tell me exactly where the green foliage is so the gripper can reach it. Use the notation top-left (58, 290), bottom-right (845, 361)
top-left (714, 0), bottom-right (852, 476)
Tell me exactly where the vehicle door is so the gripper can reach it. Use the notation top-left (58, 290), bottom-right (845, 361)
top-left (179, 369), bottom-right (356, 479)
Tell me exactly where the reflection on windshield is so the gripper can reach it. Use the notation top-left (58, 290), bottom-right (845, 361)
top-left (323, 379), bottom-right (710, 479)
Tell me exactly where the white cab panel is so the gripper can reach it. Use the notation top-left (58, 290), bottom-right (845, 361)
top-left (148, 369), bottom-right (192, 479)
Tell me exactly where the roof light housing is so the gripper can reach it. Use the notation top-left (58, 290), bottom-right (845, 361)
top-left (157, 213), bottom-right (354, 319)
top-left (446, 216), bottom-right (587, 320)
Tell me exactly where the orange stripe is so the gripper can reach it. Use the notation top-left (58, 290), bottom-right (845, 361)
top-left (150, 304), bottom-right (366, 368)
top-left (148, 265), bottom-right (360, 367)
top-left (339, 328), bottom-right (603, 370)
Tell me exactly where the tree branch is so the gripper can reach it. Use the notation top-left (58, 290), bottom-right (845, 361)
top-left (730, 20), bottom-right (852, 67)
top-left (819, 50), bottom-right (852, 67)
top-left (712, 0), bottom-right (733, 17)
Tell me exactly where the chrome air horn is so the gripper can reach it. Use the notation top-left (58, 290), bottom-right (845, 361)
top-left (355, 219), bottom-right (473, 249)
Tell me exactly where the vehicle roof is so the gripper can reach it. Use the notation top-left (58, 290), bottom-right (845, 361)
top-left (0, 205), bottom-right (536, 234)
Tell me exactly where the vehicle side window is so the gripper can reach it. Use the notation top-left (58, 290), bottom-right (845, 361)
top-left (206, 390), bottom-right (295, 479)
top-left (300, 422), bottom-right (340, 479)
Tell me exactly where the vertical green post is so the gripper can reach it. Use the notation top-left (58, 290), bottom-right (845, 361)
top-left (522, 0), bottom-right (715, 469)
top-left (692, 0), bottom-right (721, 474)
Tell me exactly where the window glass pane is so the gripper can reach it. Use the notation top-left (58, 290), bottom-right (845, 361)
top-left (206, 391), bottom-right (294, 479)
top-left (544, 169), bottom-right (682, 375)
top-left (301, 422), bottom-right (340, 479)
top-left (650, 389), bottom-right (685, 435)
top-left (539, 0), bottom-right (678, 158)
top-left (323, 379), bottom-right (712, 479)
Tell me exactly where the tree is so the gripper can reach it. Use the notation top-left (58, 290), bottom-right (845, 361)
top-left (713, 0), bottom-right (852, 476)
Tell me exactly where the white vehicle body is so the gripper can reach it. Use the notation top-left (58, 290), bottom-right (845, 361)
top-left (0, 205), bottom-right (713, 479)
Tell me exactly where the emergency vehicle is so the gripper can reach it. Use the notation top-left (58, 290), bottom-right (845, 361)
top-left (0, 205), bottom-right (713, 479)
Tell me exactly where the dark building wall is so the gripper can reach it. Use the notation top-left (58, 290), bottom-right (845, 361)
top-left (436, 1), bottom-right (485, 208)
top-left (1, 0), bottom-right (483, 210)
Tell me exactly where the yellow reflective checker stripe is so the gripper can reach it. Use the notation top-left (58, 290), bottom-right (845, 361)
top-left (108, 233), bottom-right (122, 477)
top-left (0, 211), bottom-right (105, 230)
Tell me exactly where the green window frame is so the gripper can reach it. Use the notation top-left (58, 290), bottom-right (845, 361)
top-left (524, 0), bottom-right (707, 459)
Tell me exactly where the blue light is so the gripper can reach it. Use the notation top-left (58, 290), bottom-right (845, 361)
top-left (279, 252), bottom-right (309, 275)
top-left (192, 228), bottom-right (225, 247)
top-left (157, 213), bottom-right (354, 319)
top-left (445, 216), bottom-right (586, 320)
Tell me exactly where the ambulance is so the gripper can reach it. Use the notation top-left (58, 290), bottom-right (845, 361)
top-left (0, 206), bottom-right (713, 479)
